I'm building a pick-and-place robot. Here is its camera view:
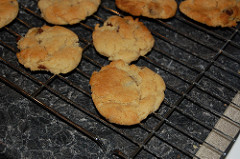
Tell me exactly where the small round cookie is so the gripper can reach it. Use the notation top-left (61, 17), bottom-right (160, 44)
top-left (115, 0), bottom-right (177, 19)
top-left (38, 0), bottom-right (101, 25)
top-left (0, 0), bottom-right (19, 29)
top-left (92, 16), bottom-right (155, 64)
top-left (179, 0), bottom-right (240, 27)
top-left (89, 60), bottom-right (166, 125)
top-left (16, 25), bottom-right (83, 74)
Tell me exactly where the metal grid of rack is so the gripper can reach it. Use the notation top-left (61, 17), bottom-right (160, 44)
top-left (0, 0), bottom-right (240, 158)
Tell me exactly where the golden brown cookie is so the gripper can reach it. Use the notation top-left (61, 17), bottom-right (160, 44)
top-left (0, 0), bottom-right (19, 29)
top-left (38, 0), bottom-right (101, 25)
top-left (89, 60), bottom-right (166, 125)
top-left (17, 25), bottom-right (83, 74)
top-left (179, 0), bottom-right (240, 27)
top-left (92, 16), bottom-right (155, 64)
top-left (115, 0), bottom-right (177, 19)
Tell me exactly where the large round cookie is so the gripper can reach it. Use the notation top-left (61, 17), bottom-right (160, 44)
top-left (17, 25), bottom-right (83, 74)
top-left (115, 0), bottom-right (177, 19)
top-left (0, 0), bottom-right (19, 29)
top-left (89, 60), bottom-right (166, 125)
top-left (180, 0), bottom-right (240, 27)
top-left (92, 16), bottom-right (155, 64)
top-left (38, 0), bottom-right (101, 25)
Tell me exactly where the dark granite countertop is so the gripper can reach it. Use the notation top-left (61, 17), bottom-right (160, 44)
top-left (0, 0), bottom-right (240, 158)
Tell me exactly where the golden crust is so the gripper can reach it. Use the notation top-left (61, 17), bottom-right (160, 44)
top-left (0, 0), bottom-right (19, 28)
top-left (16, 25), bottom-right (83, 74)
top-left (38, 0), bottom-right (101, 25)
top-left (89, 60), bottom-right (166, 125)
top-left (179, 0), bottom-right (240, 27)
top-left (92, 16), bottom-right (155, 64)
top-left (115, 0), bottom-right (177, 19)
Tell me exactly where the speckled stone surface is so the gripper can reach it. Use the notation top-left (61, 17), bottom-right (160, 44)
top-left (0, 0), bottom-right (240, 158)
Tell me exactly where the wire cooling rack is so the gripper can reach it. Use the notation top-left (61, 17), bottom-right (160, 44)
top-left (0, 0), bottom-right (240, 158)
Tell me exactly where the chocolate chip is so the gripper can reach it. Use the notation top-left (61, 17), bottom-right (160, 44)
top-left (16, 36), bottom-right (21, 42)
top-left (116, 26), bottom-right (120, 32)
top-left (38, 65), bottom-right (47, 69)
top-left (37, 28), bottom-right (44, 34)
top-left (224, 9), bottom-right (233, 16)
top-left (149, 8), bottom-right (155, 15)
top-left (106, 23), bottom-right (113, 27)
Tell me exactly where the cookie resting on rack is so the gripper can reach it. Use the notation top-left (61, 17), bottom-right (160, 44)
top-left (89, 60), bottom-right (166, 125)
top-left (92, 16), bottom-right (155, 64)
top-left (16, 25), bottom-right (83, 74)
top-left (38, 0), bottom-right (101, 25)
top-left (0, 0), bottom-right (19, 29)
top-left (179, 0), bottom-right (240, 27)
top-left (115, 0), bottom-right (177, 19)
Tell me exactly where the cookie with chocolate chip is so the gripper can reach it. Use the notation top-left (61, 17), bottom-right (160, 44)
top-left (89, 60), bottom-right (166, 125)
top-left (179, 0), bottom-right (240, 27)
top-left (0, 0), bottom-right (19, 28)
top-left (17, 25), bottom-right (83, 74)
top-left (92, 16), bottom-right (155, 64)
top-left (38, 0), bottom-right (101, 25)
top-left (115, 0), bottom-right (177, 19)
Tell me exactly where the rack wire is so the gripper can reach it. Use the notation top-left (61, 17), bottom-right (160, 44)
top-left (0, 0), bottom-right (240, 158)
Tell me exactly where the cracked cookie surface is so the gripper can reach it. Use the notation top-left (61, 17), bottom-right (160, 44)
top-left (89, 60), bottom-right (166, 125)
top-left (92, 16), bottom-right (155, 64)
top-left (0, 0), bottom-right (19, 28)
top-left (38, 0), bottom-right (101, 25)
top-left (17, 25), bottom-right (83, 74)
top-left (180, 0), bottom-right (240, 27)
top-left (115, 0), bottom-right (177, 19)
